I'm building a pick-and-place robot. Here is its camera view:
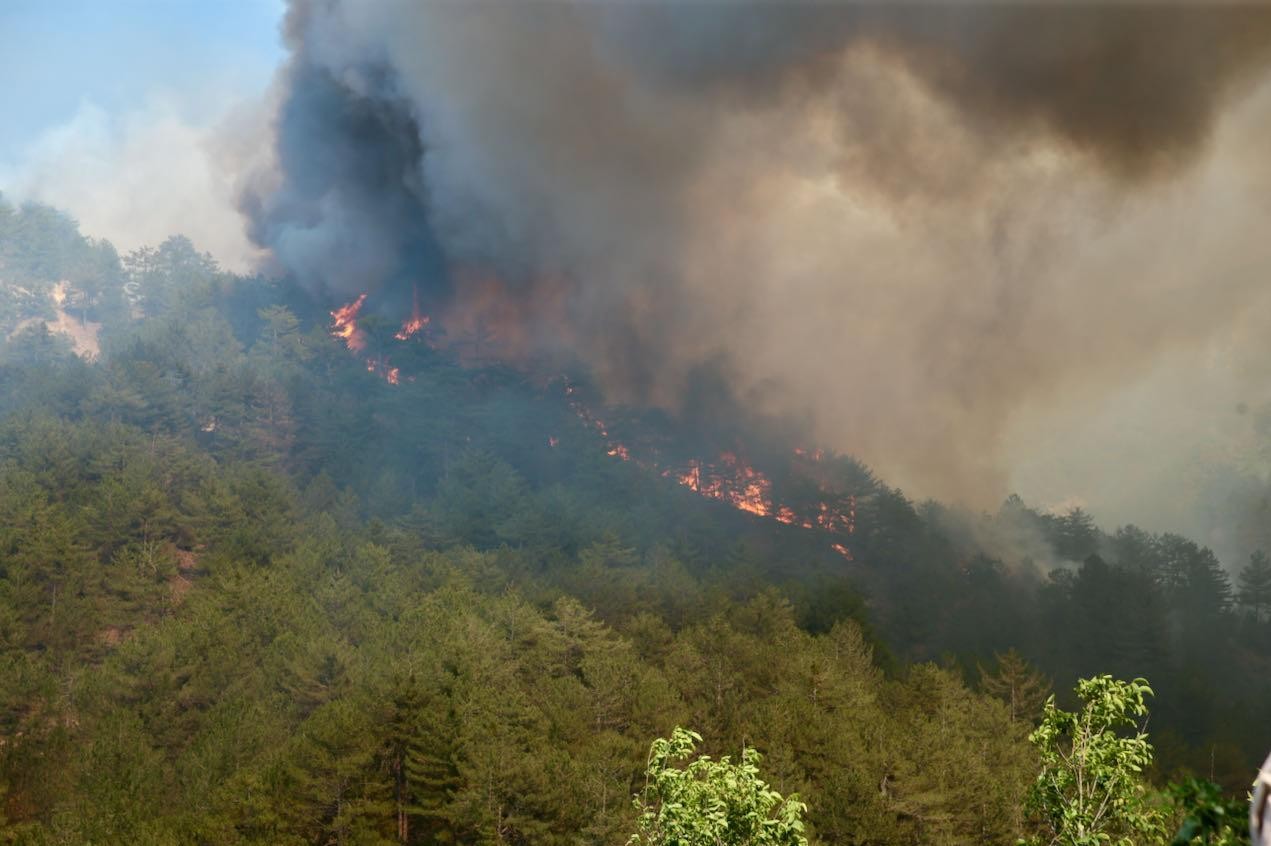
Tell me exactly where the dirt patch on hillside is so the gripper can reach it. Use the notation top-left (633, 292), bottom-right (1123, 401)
top-left (48, 282), bottom-right (100, 358)
top-left (169, 549), bottom-right (200, 604)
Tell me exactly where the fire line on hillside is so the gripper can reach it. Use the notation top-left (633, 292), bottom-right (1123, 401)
top-left (331, 292), bottom-right (855, 560)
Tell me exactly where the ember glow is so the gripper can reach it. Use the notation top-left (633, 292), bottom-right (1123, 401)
top-left (394, 315), bottom-right (429, 341)
top-left (394, 293), bottom-right (430, 341)
top-left (331, 294), bottom-right (368, 352)
top-left (362, 357), bottom-right (402, 385)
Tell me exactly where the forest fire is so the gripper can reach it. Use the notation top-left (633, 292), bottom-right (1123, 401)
top-left (330, 294), bottom-right (368, 351)
top-left (394, 316), bottom-right (428, 340)
top-left (329, 292), bottom-right (432, 386)
top-left (663, 449), bottom-right (857, 537)
top-left (393, 287), bottom-right (432, 341)
top-left (559, 382), bottom-right (855, 555)
top-left (328, 310), bottom-right (856, 543)
top-left (332, 317), bottom-right (856, 553)
top-left (677, 456), bottom-right (771, 517)
top-left (669, 451), bottom-right (856, 556)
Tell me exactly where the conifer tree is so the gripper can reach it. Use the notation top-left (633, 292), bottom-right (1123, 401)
top-left (978, 648), bottom-right (1051, 723)
top-left (1238, 550), bottom-right (1271, 622)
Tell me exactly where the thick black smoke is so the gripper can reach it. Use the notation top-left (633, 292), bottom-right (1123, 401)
top-left (241, 1), bottom-right (1271, 503)
top-left (241, 8), bottom-right (446, 308)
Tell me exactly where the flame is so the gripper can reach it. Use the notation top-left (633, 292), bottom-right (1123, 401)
top-left (718, 452), bottom-right (771, 516)
top-left (360, 358), bottom-right (402, 386)
top-left (563, 381), bottom-right (854, 557)
top-left (568, 397), bottom-right (609, 438)
top-left (394, 315), bottom-right (429, 340)
top-left (331, 294), bottom-right (368, 351)
top-left (674, 455), bottom-right (772, 516)
top-left (328, 291), bottom-right (432, 386)
top-left (395, 295), bottom-right (430, 341)
top-left (395, 288), bottom-right (430, 341)
top-left (664, 449), bottom-right (857, 549)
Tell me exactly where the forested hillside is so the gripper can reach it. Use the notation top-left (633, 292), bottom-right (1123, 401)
top-left (0, 198), bottom-right (1267, 843)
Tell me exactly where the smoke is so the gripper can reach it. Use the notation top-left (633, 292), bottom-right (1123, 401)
top-left (242, 1), bottom-right (1271, 505)
top-left (0, 97), bottom-right (269, 273)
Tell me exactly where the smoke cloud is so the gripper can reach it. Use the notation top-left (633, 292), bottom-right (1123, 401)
top-left (2, 97), bottom-right (268, 273)
top-left (241, 1), bottom-right (1271, 506)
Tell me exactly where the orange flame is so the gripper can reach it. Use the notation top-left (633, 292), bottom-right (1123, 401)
top-left (673, 455), bottom-right (773, 517)
top-left (565, 384), bottom-right (853, 557)
top-left (667, 450), bottom-right (856, 548)
top-left (331, 294), bottom-right (368, 352)
top-left (394, 286), bottom-right (430, 341)
top-left (394, 315), bottom-right (429, 340)
top-left (397, 287), bottom-right (427, 341)
top-left (328, 292), bottom-right (428, 385)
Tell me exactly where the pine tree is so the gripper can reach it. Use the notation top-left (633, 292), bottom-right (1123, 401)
top-left (282, 699), bottom-right (391, 845)
top-left (280, 637), bottom-right (353, 718)
top-left (1052, 508), bottom-right (1100, 562)
top-left (1238, 550), bottom-right (1271, 622)
top-left (1180, 546), bottom-right (1234, 620)
top-left (978, 649), bottom-right (1050, 723)
top-left (391, 673), bottom-right (463, 844)
top-left (255, 305), bottom-right (308, 365)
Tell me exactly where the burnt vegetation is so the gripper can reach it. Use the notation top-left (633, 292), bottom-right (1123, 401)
top-left (0, 200), bottom-right (1269, 843)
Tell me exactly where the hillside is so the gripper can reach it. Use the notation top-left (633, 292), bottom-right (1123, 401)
top-left (1, 200), bottom-right (1268, 843)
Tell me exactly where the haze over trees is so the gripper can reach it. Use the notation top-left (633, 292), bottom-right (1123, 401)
top-left (0, 201), bottom-right (1266, 842)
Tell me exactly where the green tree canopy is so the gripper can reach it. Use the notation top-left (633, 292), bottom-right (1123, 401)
top-left (630, 727), bottom-right (808, 846)
top-left (1025, 675), bottom-right (1162, 846)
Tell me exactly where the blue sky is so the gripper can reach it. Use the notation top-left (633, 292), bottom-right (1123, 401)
top-left (0, 0), bottom-right (284, 158)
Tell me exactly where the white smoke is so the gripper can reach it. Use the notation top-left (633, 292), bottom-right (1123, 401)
top-left (0, 95), bottom-right (269, 273)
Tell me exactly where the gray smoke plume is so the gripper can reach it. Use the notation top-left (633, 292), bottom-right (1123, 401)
top-left (241, 1), bottom-right (1271, 506)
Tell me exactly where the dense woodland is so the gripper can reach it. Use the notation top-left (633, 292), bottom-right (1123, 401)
top-left (0, 196), bottom-right (1268, 843)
